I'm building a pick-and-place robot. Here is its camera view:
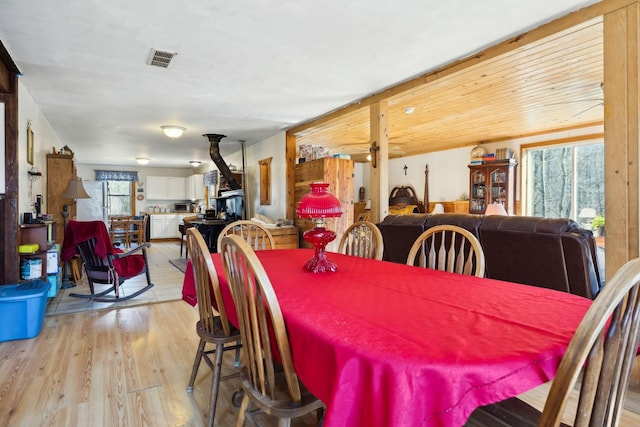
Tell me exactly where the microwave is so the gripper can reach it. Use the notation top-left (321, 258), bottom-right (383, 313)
top-left (174, 203), bottom-right (189, 212)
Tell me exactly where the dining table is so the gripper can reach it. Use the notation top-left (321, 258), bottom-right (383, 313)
top-left (181, 248), bottom-right (592, 427)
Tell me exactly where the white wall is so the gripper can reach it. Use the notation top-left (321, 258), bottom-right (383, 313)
top-left (244, 133), bottom-right (288, 220)
top-left (388, 147), bottom-right (471, 203)
top-left (18, 80), bottom-right (63, 217)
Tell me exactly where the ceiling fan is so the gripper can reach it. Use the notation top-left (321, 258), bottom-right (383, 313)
top-left (545, 82), bottom-right (603, 118)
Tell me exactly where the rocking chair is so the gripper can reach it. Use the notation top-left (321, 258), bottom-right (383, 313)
top-left (61, 220), bottom-right (154, 302)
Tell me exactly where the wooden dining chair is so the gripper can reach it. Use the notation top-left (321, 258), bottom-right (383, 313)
top-left (128, 215), bottom-right (148, 247)
top-left (406, 224), bottom-right (485, 277)
top-left (216, 220), bottom-right (275, 253)
top-left (180, 215), bottom-right (199, 258)
top-left (109, 216), bottom-right (131, 248)
top-left (338, 221), bottom-right (384, 260)
top-left (186, 228), bottom-right (242, 427)
top-left (467, 256), bottom-right (640, 426)
top-left (221, 234), bottom-right (325, 427)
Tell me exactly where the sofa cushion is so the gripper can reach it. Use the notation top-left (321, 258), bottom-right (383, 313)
top-left (478, 215), bottom-right (601, 299)
top-left (561, 229), bottom-right (603, 298)
top-left (424, 213), bottom-right (483, 239)
top-left (378, 214), bottom-right (429, 263)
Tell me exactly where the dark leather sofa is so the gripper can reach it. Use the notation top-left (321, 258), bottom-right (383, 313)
top-left (377, 213), bottom-right (604, 299)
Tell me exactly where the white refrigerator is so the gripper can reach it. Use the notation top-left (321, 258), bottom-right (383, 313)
top-left (76, 180), bottom-right (108, 225)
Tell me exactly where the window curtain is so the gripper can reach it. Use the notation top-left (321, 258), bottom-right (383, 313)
top-left (95, 170), bottom-right (138, 182)
top-left (203, 170), bottom-right (218, 186)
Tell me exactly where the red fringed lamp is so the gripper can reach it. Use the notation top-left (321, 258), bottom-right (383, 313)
top-left (296, 182), bottom-right (343, 273)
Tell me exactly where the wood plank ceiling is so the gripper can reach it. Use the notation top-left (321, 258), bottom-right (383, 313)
top-left (293, 17), bottom-right (603, 162)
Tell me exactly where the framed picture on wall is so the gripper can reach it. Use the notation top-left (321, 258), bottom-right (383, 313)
top-left (27, 124), bottom-right (34, 165)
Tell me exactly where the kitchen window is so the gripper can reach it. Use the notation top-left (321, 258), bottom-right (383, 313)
top-left (95, 170), bottom-right (138, 216)
top-left (107, 181), bottom-right (133, 216)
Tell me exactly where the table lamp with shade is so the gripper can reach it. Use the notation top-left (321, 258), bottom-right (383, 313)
top-left (296, 182), bottom-right (342, 273)
top-left (485, 202), bottom-right (508, 216)
top-left (60, 177), bottom-right (90, 288)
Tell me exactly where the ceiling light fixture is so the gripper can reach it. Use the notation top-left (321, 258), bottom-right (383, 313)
top-left (404, 107), bottom-right (415, 115)
top-left (161, 125), bottom-right (186, 138)
top-left (189, 160), bottom-right (201, 167)
top-left (136, 157), bottom-right (150, 165)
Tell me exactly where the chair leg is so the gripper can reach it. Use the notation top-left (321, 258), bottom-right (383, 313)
top-left (208, 343), bottom-right (225, 427)
top-left (234, 340), bottom-right (241, 368)
top-left (180, 235), bottom-right (185, 257)
top-left (187, 338), bottom-right (206, 392)
top-left (277, 418), bottom-right (292, 427)
top-left (236, 393), bottom-right (250, 427)
top-left (317, 407), bottom-right (325, 427)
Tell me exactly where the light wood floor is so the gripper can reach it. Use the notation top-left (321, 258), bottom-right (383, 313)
top-left (46, 240), bottom-right (186, 316)
top-left (2, 241), bottom-right (640, 426)
top-left (0, 242), bottom-right (317, 427)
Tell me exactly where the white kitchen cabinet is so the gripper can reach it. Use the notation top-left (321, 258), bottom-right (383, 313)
top-left (186, 174), bottom-right (205, 200)
top-left (147, 176), bottom-right (187, 200)
top-left (167, 177), bottom-right (186, 199)
top-left (146, 176), bottom-right (166, 200)
top-left (150, 214), bottom-right (179, 239)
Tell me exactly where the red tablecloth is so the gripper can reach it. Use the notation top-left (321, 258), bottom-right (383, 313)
top-left (182, 249), bottom-right (591, 427)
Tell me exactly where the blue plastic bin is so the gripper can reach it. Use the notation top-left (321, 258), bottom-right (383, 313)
top-left (46, 270), bottom-right (61, 298)
top-left (0, 280), bottom-right (51, 342)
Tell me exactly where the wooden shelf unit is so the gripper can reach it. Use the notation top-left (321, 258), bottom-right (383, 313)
top-left (468, 160), bottom-right (517, 215)
top-left (19, 222), bottom-right (56, 281)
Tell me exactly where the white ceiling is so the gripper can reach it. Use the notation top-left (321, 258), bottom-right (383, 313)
top-left (0, 0), bottom-right (598, 168)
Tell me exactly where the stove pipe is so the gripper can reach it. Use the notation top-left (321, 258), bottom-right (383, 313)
top-left (203, 133), bottom-right (241, 190)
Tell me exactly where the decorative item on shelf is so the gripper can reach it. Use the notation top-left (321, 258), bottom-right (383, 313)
top-left (495, 147), bottom-right (513, 160)
top-left (60, 177), bottom-right (90, 288)
top-left (296, 182), bottom-right (343, 273)
top-left (470, 145), bottom-right (487, 161)
top-left (61, 145), bottom-right (74, 156)
top-left (484, 203), bottom-right (508, 216)
top-left (482, 152), bottom-right (496, 162)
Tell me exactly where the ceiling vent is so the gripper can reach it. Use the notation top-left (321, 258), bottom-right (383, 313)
top-left (146, 49), bottom-right (177, 68)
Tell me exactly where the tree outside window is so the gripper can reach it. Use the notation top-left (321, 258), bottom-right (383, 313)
top-left (107, 181), bottom-right (132, 216)
top-left (524, 141), bottom-right (604, 225)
